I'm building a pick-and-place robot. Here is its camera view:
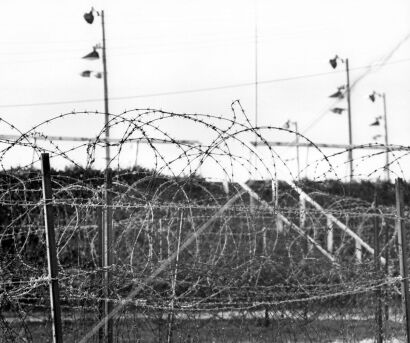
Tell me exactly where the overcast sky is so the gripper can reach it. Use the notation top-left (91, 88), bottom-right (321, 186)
top-left (0, 0), bottom-right (409, 180)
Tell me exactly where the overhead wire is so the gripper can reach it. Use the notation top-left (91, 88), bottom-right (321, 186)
top-left (0, 57), bottom-right (409, 110)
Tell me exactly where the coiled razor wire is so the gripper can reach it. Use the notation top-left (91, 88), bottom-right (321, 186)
top-left (0, 104), bottom-right (409, 342)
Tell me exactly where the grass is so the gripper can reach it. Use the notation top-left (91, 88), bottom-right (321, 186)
top-left (3, 314), bottom-right (406, 343)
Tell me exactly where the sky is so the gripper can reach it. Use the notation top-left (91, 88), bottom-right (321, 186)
top-left (0, 0), bottom-right (409, 181)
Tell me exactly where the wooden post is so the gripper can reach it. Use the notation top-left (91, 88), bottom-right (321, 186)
top-left (373, 201), bottom-right (383, 343)
top-left (41, 153), bottom-right (63, 343)
top-left (159, 219), bottom-right (163, 261)
top-left (384, 217), bottom-right (389, 322)
top-left (104, 168), bottom-right (113, 343)
top-left (250, 194), bottom-right (256, 214)
top-left (167, 211), bottom-right (183, 343)
top-left (299, 196), bottom-right (309, 252)
top-left (96, 207), bottom-right (104, 343)
top-left (396, 178), bottom-right (410, 343)
top-left (326, 217), bottom-right (334, 253)
top-left (348, 213), bottom-right (361, 263)
top-left (272, 180), bottom-right (282, 232)
top-left (222, 179), bottom-right (229, 196)
top-left (272, 180), bottom-right (278, 207)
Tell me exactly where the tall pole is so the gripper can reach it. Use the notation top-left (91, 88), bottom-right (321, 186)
top-left (101, 10), bottom-right (110, 168)
top-left (345, 59), bottom-right (353, 182)
top-left (253, 0), bottom-right (258, 176)
top-left (382, 93), bottom-right (390, 182)
top-left (396, 178), bottom-right (410, 343)
top-left (373, 196), bottom-right (383, 343)
top-left (254, 9), bottom-right (258, 131)
top-left (101, 10), bottom-right (113, 343)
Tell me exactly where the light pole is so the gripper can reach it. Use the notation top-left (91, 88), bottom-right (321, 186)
top-left (83, 8), bottom-right (110, 169)
top-left (252, 0), bottom-right (259, 178)
top-left (284, 120), bottom-right (300, 178)
top-left (329, 55), bottom-right (353, 182)
top-left (83, 8), bottom-right (113, 343)
top-left (369, 91), bottom-right (390, 182)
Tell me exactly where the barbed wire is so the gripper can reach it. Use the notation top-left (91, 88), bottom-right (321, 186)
top-left (0, 105), bottom-right (409, 342)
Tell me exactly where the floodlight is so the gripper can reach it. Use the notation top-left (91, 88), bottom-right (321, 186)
top-left (83, 49), bottom-right (99, 60)
top-left (80, 70), bottom-right (92, 77)
top-left (331, 107), bottom-right (346, 114)
top-left (329, 55), bottom-right (338, 69)
top-left (84, 10), bottom-right (94, 24)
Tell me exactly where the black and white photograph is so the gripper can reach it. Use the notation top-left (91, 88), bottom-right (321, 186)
top-left (0, 1), bottom-right (410, 342)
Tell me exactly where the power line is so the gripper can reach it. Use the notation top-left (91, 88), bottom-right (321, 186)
top-left (1, 57), bottom-right (409, 110)
top-left (0, 31), bottom-right (315, 59)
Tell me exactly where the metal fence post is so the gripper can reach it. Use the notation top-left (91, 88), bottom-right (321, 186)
top-left (41, 153), bottom-right (63, 343)
top-left (96, 206), bottom-right (104, 343)
top-left (104, 168), bottom-right (113, 343)
top-left (373, 198), bottom-right (383, 343)
top-left (384, 216), bottom-right (389, 322)
top-left (396, 178), bottom-right (410, 343)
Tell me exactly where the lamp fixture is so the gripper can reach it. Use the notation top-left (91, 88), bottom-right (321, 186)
top-left (82, 48), bottom-right (99, 60)
top-left (331, 107), bottom-right (346, 115)
top-left (369, 91), bottom-right (382, 103)
top-left (83, 10), bottom-right (94, 24)
top-left (80, 70), bottom-right (103, 78)
top-left (369, 116), bottom-right (382, 126)
top-left (329, 55), bottom-right (345, 69)
top-left (83, 7), bottom-right (100, 24)
top-left (329, 86), bottom-right (345, 99)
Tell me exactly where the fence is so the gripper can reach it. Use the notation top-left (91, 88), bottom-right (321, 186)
top-left (0, 105), bottom-right (410, 342)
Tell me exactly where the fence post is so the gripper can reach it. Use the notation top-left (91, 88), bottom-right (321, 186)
top-left (347, 213), bottom-right (361, 263)
top-left (384, 216), bottom-right (389, 322)
top-left (396, 178), bottom-right (410, 343)
top-left (96, 206), bottom-right (104, 343)
top-left (104, 168), bottom-right (113, 343)
top-left (326, 217), bottom-right (333, 253)
top-left (272, 180), bottom-right (282, 232)
top-left (299, 196), bottom-right (309, 252)
top-left (373, 197), bottom-right (383, 343)
top-left (41, 153), bottom-right (63, 343)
